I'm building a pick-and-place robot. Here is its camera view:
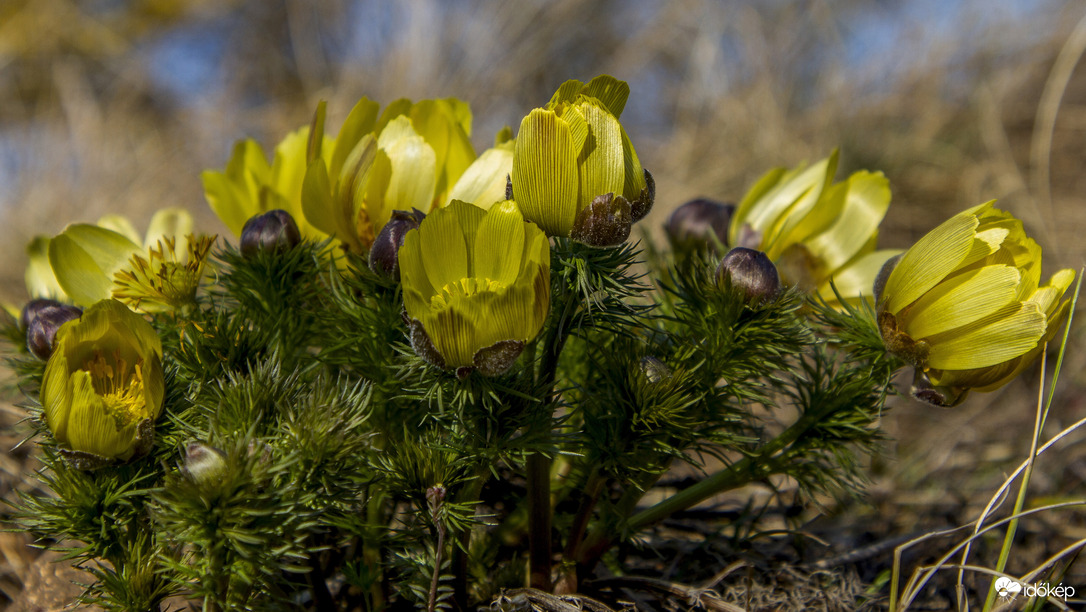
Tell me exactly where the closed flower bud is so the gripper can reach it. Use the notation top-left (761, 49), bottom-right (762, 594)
top-left (716, 247), bottom-right (781, 305)
top-left (638, 356), bottom-right (672, 385)
top-left (569, 193), bottom-right (632, 247)
top-left (665, 198), bottom-right (735, 251)
top-left (369, 209), bottom-right (426, 278)
top-left (240, 209), bottom-right (301, 257)
top-left (182, 441), bottom-right (228, 486)
top-left (511, 75), bottom-right (651, 239)
top-left (22, 300), bottom-right (82, 360)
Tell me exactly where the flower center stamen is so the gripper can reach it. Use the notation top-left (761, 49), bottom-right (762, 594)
top-left (431, 277), bottom-right (504, 309)
top-left (83, 350), bottom-right (147, 428)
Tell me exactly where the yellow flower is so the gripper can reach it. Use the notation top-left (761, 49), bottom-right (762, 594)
top-left (207, 97), bottom-right (476, 255)
top-left (447, 128), bottom-right (514, 210)
top-left (43, 209), bottom-right (213, 312)
top-left (398, 200), bottom-right (550, 376)
top-left (729, 150), bottom-right (898, 305)
top-left (201, 127), bottom-right (330, 241)
top-left (40, 299), bottom-right (165, 468)
top-left (876, 202), bottom-right (1075, 405)
top-left (510, 75), bottom-right (652, 243)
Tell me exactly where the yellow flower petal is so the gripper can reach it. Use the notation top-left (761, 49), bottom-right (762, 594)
top-left (378, 115), bottom-right (437, 214)
top-left (512, 109), bottom-right (580, 236)
top-left (48, 225), bottom-right (141, 306)
top-left (25, 236), bottom-right (66, 300)
top-left (882, 202), bottom-right (989, 314)
top-left (472, 201), bottom-right (526, 287)
top-left (925, 301), bottom-right (1045, 370)
top-left (419, 201), bottom-right (471, 291)
top-left (578, 100), bottom-right (627, 208)
top-left (795, 171), bottom-right (890, 272)
top-left (902, 264), bottom-right (1021, 339)
top-left (448, 143), bottom-right (514, 209)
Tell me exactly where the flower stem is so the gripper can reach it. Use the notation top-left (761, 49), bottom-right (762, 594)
top-left (528, 275), bottom-right (578, 590)
top-left (574, 409), bottom-right (821, 572)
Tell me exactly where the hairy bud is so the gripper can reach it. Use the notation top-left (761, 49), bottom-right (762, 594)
top-left (715, 247), bottom-right (781, 305)
top-left (22, 299), bottom-right (82, 360)
top-left (665, 198), bottom-right (734, 251)
top-left (570, 193), bottom-right (632, 247)
top-left (183, 441), bottom-right (228, 486)
top-left (240, 209), bottom-right (301, 257)
top-left (369, 209), bottom-right (426, 279)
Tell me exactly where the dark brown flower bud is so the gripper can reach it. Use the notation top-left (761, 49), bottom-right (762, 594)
top-left (22, 299), bottom-right (82, 360)
top-left (629, 169), bottom-right (655, 222)
top-left (665, 198), bottom-right (735, 251)
top-left (240, 209), bottom-right (301, 257)
top-left (369, 208), bottom-right (426, 279)
top-left (910, 369), bottom-right (967, 407)
top-left (570, 193), bottom-right (632, 247)
top-left (715, 247), bottom-right (781, 305)
top-left (874, 253), bottom-right (903, 307)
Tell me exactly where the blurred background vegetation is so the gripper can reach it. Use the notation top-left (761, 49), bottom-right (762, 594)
top-left (3, 0), bottom-right (1086, 608)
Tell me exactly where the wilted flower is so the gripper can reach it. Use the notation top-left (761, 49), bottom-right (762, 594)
top-left (716, 247), bottom-right (782, 305)
top-left (44, 209), bottom-right (213, 312)
top-left (399, 200), bottom-right (550, 376)
top-left (40, 300), bottom-right (165, 468)
top-left (510, 75), bottom-right (653, 243)
top-left (22, 299), bottom-right (82, 359)
top-left (240, 209), bottom-right (302, 257)
top-left (730, 151), bottom-right (898, 305)
top-left (876, 202), bottom-right (1076, 406)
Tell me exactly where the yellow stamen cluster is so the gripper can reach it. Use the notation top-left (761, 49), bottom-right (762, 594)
top-left (113, 234), bottom-right (216, 311)
top-left (431, 278), bottom-right (505, 309)
top-left (82, 350), bottom-right (146, 428)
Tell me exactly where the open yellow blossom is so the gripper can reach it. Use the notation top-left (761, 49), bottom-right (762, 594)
top-left (399, 200), bottom-right (550, 376)
top-left (730, 151), bottom-right (898, 305)
top-left (206, 97), bottom-right (476, 255)
top-left (35, 209), bottom-right (211, 312)
top-left (40, 299), bottom-right (165, 468)
top-left (876, 201), bottom-right (1075, 405)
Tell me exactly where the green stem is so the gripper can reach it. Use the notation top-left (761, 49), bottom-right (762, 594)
top-left (452, 469), bottom-right (489, 607)
top-left (363, 490), bottom-right (386, 610)
top-left (575, 409), bottom-right (822, 572)
top-left (527, 275), bottom-right (577, 591)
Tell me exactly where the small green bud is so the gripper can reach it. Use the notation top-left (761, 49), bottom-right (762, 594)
top-left (22, 299), bottom-right (82, 360)
top-left (240, 209), bottom-right (301, 257)
top-left (182, 441), bottom-right (228, 486)
top-left (665, 198), bottom-right (734, 251)
top-left (370, 208), bottom-right (426, 279)
top-left (638, 356), bottom-right (672, 384)
top-left (715, 247), bottom-right (781, 305)
top-left (569, 193), bottom-right (632, 247)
